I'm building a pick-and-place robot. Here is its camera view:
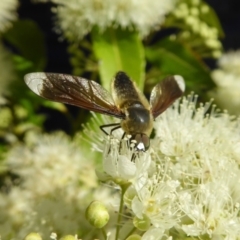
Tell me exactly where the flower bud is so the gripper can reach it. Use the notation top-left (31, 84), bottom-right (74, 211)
top-left (85, 201), bottom-right (109, 228)
top-left (24, 232), bottom-right (42, 240)
top-left (133, 214), bottom-right (151, 231)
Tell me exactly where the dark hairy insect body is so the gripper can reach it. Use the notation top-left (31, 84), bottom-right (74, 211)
top-left (110, 72), bottom-right (153, 149)
top-left (24, 71), bottom-right (185, 151)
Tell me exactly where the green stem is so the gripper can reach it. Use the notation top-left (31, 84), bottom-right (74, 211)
top-left (115, 185), bottom-right (128, 240)
top-left (125, 226), bottom-right (137, 239)
top-left (101, 228), bottom-right (107, 240)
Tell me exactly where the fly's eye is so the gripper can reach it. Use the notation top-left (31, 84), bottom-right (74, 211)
top-left (130, 134), bottom-right (150, 152)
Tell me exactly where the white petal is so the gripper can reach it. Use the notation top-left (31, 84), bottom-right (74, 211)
top-left (103, 155), bottom-right (118, 178)
top-left (131, 196), bottom-right (144, 219)
top-left (118, 156), bottom-right (136, 179)
top-left (142, 227), bottom-right (164, 240)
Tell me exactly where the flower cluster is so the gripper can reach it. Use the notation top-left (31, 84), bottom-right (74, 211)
top-left (0, 132), bottom-right (107, 239)
top-left (36, 0), bottom-right (177, 39)
top-left (172, 0), bottom-right (222, 58)
top-left (3, 94), bottom-right (240, 239)
top-left (210, 50), bottom-right (240, 114)
top-left (88, 95), bottom-right (240, 239)
top-left (0, 0), bottom-right (18, 32)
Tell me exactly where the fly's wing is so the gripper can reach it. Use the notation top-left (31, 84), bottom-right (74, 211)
top-left (150, 75), bottom-right (185, 119)
top-left (24, 73), bottom-right (125, 119)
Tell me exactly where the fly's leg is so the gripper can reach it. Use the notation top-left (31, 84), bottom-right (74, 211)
top-left (100, 123), bottom-right (121, 154)
top-left (100, 123), bottom-right (121, 135)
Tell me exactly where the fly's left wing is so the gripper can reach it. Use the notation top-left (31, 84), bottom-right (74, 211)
top-left (149, 75), bottom-right (185, 119)
top-left (24, 73), bottom-right (125, 119)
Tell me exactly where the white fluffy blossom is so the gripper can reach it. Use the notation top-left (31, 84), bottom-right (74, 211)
top-left (0, 132), bottom-right (106, 239)
top-left (135, 97), bottom-right (240, 238)
top-left (210, 50), bottom-right (240, 115)
top-left (36, 0), bottom-right (177, 39)
top-left (0, 0), bottom-right (18, 32)
top-left (88, 95), bottom-right (240, 239)
top-left (82, 114), bottom-right (152, 187)
top-left (3, 94), bottom-right (240, 239)
top-left (7, 131), bottom-right (98, 196)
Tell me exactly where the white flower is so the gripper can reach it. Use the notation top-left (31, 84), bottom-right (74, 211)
top-left (102, 137), bottom-right (152, 183)
top-left (7, 131), bottom-right (98, 196)
top-left (141, 227), bottom-right (165, 240)
top-left (6, 94), bottom-right (240, 238)
top-left (217, 50), bottom-right (240, 74)
top-left (35, 0), bottom-right (177, 39)
top-left (126, 96), bottom-right (240, 238)
top-left (210, 50), bottom-right (240, 115)
top-left (1, 131), bottom-right (104, 239)
top-left (82, 113), bottom-right (153, 184)
top-left (0, 0), bottom-right (18, 32)
top-left (88, 95), bottom-right (240, 239)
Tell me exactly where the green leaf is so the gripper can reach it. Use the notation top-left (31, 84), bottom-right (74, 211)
top-left (91, 27), bottom-right (145, 91)
top-left (146, 38), bottom-right (215, 95)
top-left (3, 20), bottom-right (47, 70)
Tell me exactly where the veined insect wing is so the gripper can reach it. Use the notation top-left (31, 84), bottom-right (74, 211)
top-left (150, 75), bottom-right (185, 118)
top-left (24, 72), bottom-right (125, 119)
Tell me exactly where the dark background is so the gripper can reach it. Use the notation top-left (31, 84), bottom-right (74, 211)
top-left (17, 0), bottom-right (240, 73)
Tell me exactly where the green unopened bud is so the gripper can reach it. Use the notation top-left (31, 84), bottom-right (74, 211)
top-left (24, 232), bottom-right (42, 240)
top-left (133, 214), bottom-right (151, 231)
top-left (126, 234), bottom-right (142, 240)
top-left (85, 201), bottom-right (109, 228)
top-left (60, 235), bottom-right (76, 240)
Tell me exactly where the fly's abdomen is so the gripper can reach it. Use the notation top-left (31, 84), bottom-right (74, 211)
top-left (112, 72), bottom-right (139, 104)
top-left (111, 72), bottom-right (149, 109)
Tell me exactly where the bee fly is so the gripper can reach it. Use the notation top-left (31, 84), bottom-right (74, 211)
top-left (24, 71), bottom-right (185, 151)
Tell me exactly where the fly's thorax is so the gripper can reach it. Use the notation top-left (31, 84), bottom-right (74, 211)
top-left (120, 103), bottom-right (153, 136)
